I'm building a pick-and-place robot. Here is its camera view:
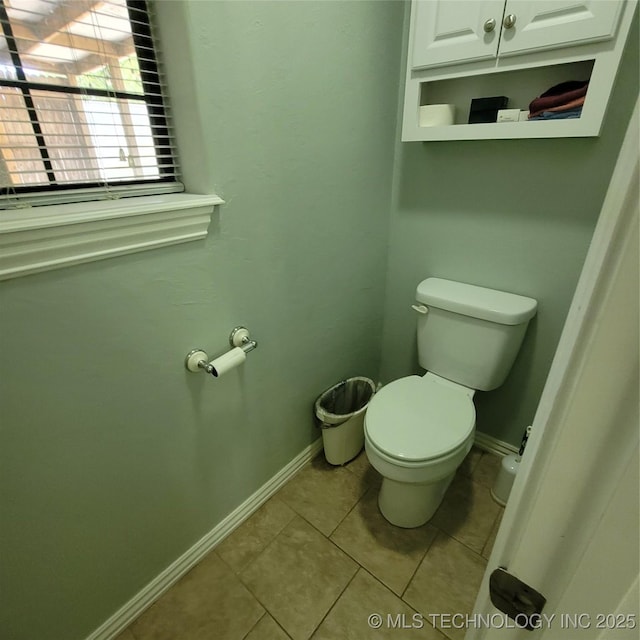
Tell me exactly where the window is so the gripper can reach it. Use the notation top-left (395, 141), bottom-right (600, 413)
top-left (0, 0), bottom-right (182, 208)
top-left (0, 0), bottom-right (222, 281)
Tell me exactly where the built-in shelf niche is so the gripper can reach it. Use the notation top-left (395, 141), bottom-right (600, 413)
top-left (419, 59), bottom-right (595, 126)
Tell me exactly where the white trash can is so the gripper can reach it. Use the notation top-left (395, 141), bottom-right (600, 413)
top-left (491, 454), bottom-right (520, 506)
top-left (315, 377), bottom-right (376, 465)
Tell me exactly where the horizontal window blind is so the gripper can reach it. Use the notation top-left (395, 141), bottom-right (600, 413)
top-left (0, 0), bottom-right (182, 208)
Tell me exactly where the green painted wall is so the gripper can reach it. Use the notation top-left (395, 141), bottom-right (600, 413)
top-left (379, 12), bottom-right (639, 446)
top-left (1, 2), bottom-right (638, 639)
top-left (0, 3), bottom-right (404, 639)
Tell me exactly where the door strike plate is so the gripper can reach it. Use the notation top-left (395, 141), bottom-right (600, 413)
top-left (489, 567), bottom-right (546, 630)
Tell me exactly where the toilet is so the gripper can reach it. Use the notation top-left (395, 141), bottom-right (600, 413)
top-left (364, 277), bottom-right (537, 528)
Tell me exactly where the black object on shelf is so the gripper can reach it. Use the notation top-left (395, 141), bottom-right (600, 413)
top-left (468, 96), bottom-right (509, 124)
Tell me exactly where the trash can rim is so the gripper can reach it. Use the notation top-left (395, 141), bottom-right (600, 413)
top-left (315, 376), bottom-right (376, 428)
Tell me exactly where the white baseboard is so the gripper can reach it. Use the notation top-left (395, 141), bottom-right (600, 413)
top-left (474, 430), bottom-right (518, 457)
top-left (86, 438), bottom-right (324, 640)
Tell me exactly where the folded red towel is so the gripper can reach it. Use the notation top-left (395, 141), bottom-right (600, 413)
top-left (529, 81), bottom-right (589, 113)
top-left (529, 96), bottom-right (586, 119)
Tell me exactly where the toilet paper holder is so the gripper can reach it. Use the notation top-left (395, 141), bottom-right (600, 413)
top-left (185, 326), bottom-right (257, 376)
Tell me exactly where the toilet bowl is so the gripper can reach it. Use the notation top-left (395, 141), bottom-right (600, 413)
top-left (364, 373), bottom-right (475, 528)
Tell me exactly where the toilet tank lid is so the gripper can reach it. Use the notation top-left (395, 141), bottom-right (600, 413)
top-left (416, 278), bottom-right (537, 325)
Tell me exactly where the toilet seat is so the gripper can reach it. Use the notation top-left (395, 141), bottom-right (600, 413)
top-left (364, 375), bottom-right (475, 463)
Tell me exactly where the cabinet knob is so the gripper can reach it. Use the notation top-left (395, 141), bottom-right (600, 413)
top-left (503, 14), bottom-right (517, 29)
top-left (483, 18), bottom-right (496, 33)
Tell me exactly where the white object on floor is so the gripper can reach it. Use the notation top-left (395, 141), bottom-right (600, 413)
top-left (491, 453), bottom-right (520, 506)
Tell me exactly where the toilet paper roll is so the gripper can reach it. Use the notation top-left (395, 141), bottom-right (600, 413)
top-left (419, 104), bottom-right (455, 127)
top-left (209, 347), bottom-right (246, 377)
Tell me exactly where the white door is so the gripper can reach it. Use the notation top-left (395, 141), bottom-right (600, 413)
top-left (468, 100), bottom-right (639, 639)
top-left (410, 0), bottom-right (505, 70)
top-left (499, 0), bottom-right (624, 57)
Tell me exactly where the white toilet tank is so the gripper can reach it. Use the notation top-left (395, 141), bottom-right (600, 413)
top-left (415, 278), bottom-right (537, 391)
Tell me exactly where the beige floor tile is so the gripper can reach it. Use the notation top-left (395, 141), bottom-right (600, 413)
top-left (331, 488), bottom-right (437, 596)
top-left (114, 629), bottom-right (136, 640)
top-left (481, 509), bottom-right (503, 560)
top-left (277, 454), bottom-right (368, 536)
top-left (245, 614), bottom-right (291, 640)
top-left (130, 552), bottom-right (263, 640)
top-left (216, 497), bottom-right (296, 573)
top-left (343, 450), bottom-right (383, 488)
top-left (312, 569), bottom-right (446, 639)
top-left (472, 452), bottom-right (502, 489)
top-left (404, 532), bottom-right (487, 640)
top-left (240, 516), bottom-right (357, 640)
top-left (431, 473), bottom-right (501, 554)
top-left (457, 446), bottom-right (483, 478)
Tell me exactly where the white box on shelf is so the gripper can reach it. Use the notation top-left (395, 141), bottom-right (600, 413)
top-left (497, 108), bottom-right (521, 123)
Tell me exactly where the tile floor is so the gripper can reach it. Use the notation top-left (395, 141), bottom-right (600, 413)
top-left (116, 446), bottom-right (503, 640)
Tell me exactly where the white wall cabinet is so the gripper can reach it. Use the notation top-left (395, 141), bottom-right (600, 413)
top-left (402, 0), bottom-right (637, 141)
top-left (498, 0), bottom-right (623, 58)
top-left (411, 0), bottom-right (505, 69)
top-left (411, 0), bottom-right (624, 70)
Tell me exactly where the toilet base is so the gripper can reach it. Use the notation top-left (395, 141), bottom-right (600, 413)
top-left (377, 473), bottom-right (454, 528)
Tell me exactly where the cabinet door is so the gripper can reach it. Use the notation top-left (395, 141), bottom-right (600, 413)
top-left (498, 0), bottom-right (624, 57)
top-left (411, 0), bottom-right (505, 70)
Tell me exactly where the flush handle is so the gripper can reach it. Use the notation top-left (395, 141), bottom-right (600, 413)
top-left (411, 304), bottom-right (429, 314)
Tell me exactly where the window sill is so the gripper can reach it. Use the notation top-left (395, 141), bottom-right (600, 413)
top-left (0, 193), bottom-right (224, 281)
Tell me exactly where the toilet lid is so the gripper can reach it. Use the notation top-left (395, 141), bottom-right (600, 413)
top-left (365, 375), bottom-right (475, 462)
